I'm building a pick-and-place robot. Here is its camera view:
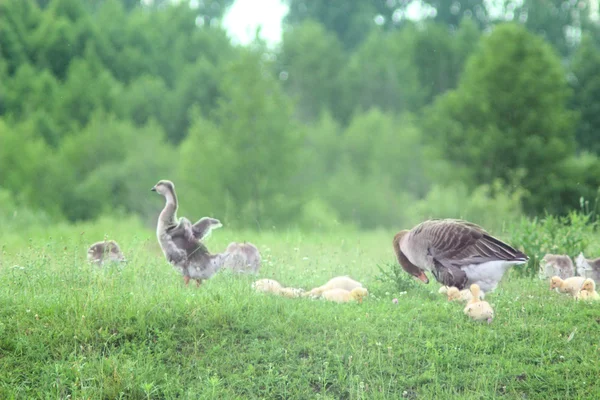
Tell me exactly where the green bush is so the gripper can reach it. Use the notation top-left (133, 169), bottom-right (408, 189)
top-left (507, 210), bottom-right (596, 278)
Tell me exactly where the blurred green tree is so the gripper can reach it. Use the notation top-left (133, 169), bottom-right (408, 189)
top-left (55, 46), bottom-right (123, 132)
top-left (177, 49), bottom-right (304, 228)
top-left (424, 23), bottom-right (577, 214)
top-left (306, 110), bottom-right (431, 228)
top-left (570, 33), bottom-right (600, 155)
top-left (278, 20), bottom-right (346, 122)
top-left (0, 0), bottom-right (42, 76)
top-left (511, 0), bottom-right (588, 57)
top-left (410, 19), bottom-right (481, 104)
top-left (0, 119), bottom-right (63, 215)
top-left (339, 28), bottom-right (424, 121)
top-left (57, 113), bottom-right (175, 221)
top-left (283, 0), bottom-right (379, 50)
top-left (424, 0), bottom-right (490, 28)
top-left (3, 63), bottom-right (61, 145)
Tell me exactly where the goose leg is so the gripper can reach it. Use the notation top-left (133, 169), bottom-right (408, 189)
top-left (184, 276), bottom-right (190, 285)
top-left (195, 279), bottom-right (203, 287)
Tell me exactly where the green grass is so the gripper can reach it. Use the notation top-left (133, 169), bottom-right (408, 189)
top-left (0, 225), bottom-right (599, 399)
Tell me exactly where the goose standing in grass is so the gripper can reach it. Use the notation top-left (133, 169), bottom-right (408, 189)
top-left (393, 219), bottom-right (529, 293)
top-left (151, 179), bottom-right (228, 286)
top-left (223, 241), bottom-right (262, 273)
top-left (539, 254), bottom-right (574, 280)
top-left (87, 240), bottom-right (126, 266)
top-left (575, 252), bottom-right (600, 282)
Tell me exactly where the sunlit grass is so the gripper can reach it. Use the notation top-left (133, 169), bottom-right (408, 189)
top-left (0, 224), bottom-right (599, 398)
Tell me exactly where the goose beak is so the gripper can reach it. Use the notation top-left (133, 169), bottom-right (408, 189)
top-left (150, 186), bottom-right (156, 192)
top-left (416, 271), bottom-right (429, 284)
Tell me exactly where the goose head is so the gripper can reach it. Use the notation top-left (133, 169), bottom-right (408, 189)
top-left (392, 230), bottom-right (429, 284)
top-left (151, 180), bottom-right (175, 197)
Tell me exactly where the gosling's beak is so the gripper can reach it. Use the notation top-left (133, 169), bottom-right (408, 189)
top-left (415, 271), bottom-right (429, 284)
top-left (150, 186), bottom-right (156, 192)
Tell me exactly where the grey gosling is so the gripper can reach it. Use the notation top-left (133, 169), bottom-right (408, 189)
top-left (87, 240), bottom-right (126, 266)
top-left (151, 179), bottom-right (228, 287)
top-left (575, 252), bottom-right (600, 282)
top-left (223, 241), bottom-right (262, 273)
top-left (539, 254), bottom-right (574, 280)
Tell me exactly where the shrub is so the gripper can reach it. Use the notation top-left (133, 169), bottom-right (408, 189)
top-left (507, 210), bottom-right (596, 278)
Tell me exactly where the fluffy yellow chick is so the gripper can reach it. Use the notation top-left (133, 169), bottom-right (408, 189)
top-left (252, 279), bottom-right (283, 294)
top-left (575, 278), bottom-right (600, 301)
top-left (447, 286), bottom-right (486, 302)
top-left (463, 284), bottom-right (494, 324)
top-left (303, 276), bottom-right (364, 298)
top-left (321, 287), bottom-right (369, 303)
top-left (447, 287), bottom-right (470, 302)
top-left (438, 286), bottom-right (449, 294)
top-left (277, 287), bottom-right (305, 298)
top-left (550, 276), bottom-right (586, 297)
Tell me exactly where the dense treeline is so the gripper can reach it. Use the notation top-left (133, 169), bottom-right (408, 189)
top-left (1, 0), bottom-right (600, 231)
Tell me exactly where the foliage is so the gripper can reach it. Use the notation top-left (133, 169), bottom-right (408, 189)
top-left (510, 0), bottom-right (589, 57)
top-left (570, 34), bottom-right (600, 155)
top-left (507, 210), bottom-right (597, 277)
top-left (426, 0), bottom-right (490, 28)
top-left (282, 0), bottom-right (381, 50)
top-left (424, 23), bottom-right (578, 215)
top-left (375, 262), bottom-right (423, 293)
top-left (178, 48), bottom-right (304, 228)
top-left (298, 110), bottom-right (433, 229)
top-left (278, 20), bottom-right (346, 122)
top-left (404, 180), bottom-right (525, 233)
top-left (0, 0), bottom-right (600, 230)
top-left (339, 28), bottom-right (424, 120)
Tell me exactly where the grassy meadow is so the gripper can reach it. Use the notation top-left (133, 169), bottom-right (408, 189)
top-left (0, 219), bottom-right (599, 399)
top-left (4, 1), bottom-right (600, 398)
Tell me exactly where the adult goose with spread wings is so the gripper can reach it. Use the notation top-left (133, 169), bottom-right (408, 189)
top-left (392, 219), bottom-right (528, 293)
top-left (151, 179), bottom-right (228, 286)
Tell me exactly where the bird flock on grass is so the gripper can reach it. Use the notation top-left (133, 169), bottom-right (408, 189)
top-left (85, 179), bottom-right (600, 324)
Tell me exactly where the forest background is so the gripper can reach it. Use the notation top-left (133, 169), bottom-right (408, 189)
top-left (2, 0), bottom-right (600, 235)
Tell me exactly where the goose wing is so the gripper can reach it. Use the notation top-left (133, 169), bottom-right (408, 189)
top-left (166, 217), bottom-right (209, 261)
top-left (191, 217), bottom-right (223, 241)
top-left (431, 263), bottom-right (468, 289)
top-left (417, 219), bottom-right (528, 269)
